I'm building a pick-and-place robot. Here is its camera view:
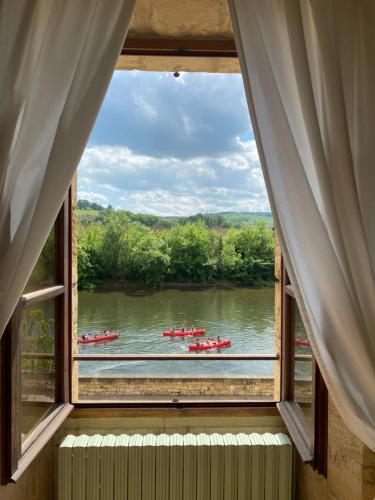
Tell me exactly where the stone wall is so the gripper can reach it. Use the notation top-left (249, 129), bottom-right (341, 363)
top-left (296, 394), bottom-right (375, 500)
top-left (78, 375), bottom-right (280, 400)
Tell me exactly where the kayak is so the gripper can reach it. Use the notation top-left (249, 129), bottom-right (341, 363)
top-left (295, 338), bottom-right (310, 347)
top-left (189, 339), bottom-right (231, 351)
top-left (163, 329), bottom-right (205, 337)
top-left (78, 332), bottom-right (119, 344)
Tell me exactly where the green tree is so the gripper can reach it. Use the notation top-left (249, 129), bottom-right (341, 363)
top-left (77, 223), bottom-right (104, 288)
top-left (165, 223), bottom-right (216, 282)
top-left (222, 222), bottom-right (274, 285)
top-left (130, 228), bottom-right (170, 285)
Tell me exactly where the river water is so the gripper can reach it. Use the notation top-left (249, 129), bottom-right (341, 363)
top-left (78, 286), bottom-right (276, 377)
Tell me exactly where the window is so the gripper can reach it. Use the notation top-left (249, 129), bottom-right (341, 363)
top-left (72, 68), bottom-right (279, 406)
top-left (278, 260), bottom-right (328, 476)
top-left (0, 195), bottom-right (72, 484)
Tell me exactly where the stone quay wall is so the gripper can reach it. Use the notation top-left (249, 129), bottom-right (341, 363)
top-left (77, 375), bottom-right (312, 400)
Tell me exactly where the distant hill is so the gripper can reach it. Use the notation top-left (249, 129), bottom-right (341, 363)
top-left (209, 211), bottom-right (273, 227)
top-left (76, 199), bottom-right (273, 228)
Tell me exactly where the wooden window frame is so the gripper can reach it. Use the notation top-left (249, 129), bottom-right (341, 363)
top-left (277, 260), bottom-right (328, 476)
top-left (0, 195), bottom-right (73, 484)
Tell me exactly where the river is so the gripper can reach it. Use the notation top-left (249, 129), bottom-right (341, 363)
top-left (77, 286), bottom-right (279, 377)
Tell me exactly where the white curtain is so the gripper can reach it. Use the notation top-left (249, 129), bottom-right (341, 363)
top-left (0, 0), bottom-right (136, 335)
top-left (229, 0), bottom-right (375, 450)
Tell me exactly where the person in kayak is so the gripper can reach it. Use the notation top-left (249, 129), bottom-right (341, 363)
top-left (191, 325), bottom-right (195, 332)
top-left (81, 333), bottom-right (87, 340)
top-left (217, 336), bottom-right (221, 343)
top-left (104, 329), bottom-right (109, 336)
top-left (181, 325), bottom-right (186, 332)
top-left (196, 339), bottom-right (201, 346)
top-left (170, 325), bottom-right (175, 332)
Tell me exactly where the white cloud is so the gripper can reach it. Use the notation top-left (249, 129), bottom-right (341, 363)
top-left (77, 191), bottom-right (108, 205)
top-left (78, 142), bottom-right (270, 216)
top-left (77, 71), bottom-right (270, 216)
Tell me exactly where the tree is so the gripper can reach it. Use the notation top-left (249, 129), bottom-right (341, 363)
top-left (165, 223), bottom-right (216, 282)
top-left (76, 212), bottom-right (275, 288)
top-left (222, 222), bottom-right (274, 285)
top-left (77, 223), bottom-right (104, 288)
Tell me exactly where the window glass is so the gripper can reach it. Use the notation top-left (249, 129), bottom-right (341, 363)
top-left (20, 299), bottom-right (56, 439)
top-left (24, 229), bottom-right (56, 292)
top-left (293, 303), bottom-right (313, 430)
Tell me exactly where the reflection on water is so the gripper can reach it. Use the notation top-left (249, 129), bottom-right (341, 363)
top-left (78, 286), bottom-right (275, 376)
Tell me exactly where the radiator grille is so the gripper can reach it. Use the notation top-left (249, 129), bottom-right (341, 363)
top-left (58, 432), bottom-right (292, 500)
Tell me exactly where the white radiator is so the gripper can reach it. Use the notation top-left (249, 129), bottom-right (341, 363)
top-left (58, 432), bottom-right (292, 500)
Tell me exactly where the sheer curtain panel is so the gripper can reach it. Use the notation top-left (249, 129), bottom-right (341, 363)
top-left (229, 0), bottom-right (375, 449)
top-left (0, 0), bottom-right (136, 335)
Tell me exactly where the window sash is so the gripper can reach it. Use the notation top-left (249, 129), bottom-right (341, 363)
top-left (0, 194), bottom-right (72, 484)
top-left (279, 260), bottom-right (328, 476)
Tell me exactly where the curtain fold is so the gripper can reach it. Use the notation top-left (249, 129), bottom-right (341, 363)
top-left (0, 0), bottom-right (136, 335)
top-left (229, 0), bottom-right (375, 449)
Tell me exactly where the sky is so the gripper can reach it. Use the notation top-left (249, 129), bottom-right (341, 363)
top-left (78, 71), bottom-right (270, 216)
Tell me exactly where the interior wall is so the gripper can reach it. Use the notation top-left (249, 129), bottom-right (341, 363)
top-left (296, 398), bottom-right (375, 500)
top-left (117, 0), bottom-right (240, 72)
top-left (0, 441), bottom-right (55, 500)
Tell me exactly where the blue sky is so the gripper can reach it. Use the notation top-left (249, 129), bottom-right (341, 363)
top-left (78, 71), bottom-right (270, 216)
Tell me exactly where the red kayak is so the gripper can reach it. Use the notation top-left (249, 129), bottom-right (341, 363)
top-left (163, 329), bottom-right (205, 337)
top-left (295, 337), bottom-right (310, 347)
top-left (78, 332), bottom-right (119, 344)
top-left (189, 338), bottom-right (231, 351)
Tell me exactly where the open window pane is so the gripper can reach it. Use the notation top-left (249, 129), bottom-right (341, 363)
top-left (20, 299), bottom-right (56, 440)
top-left (293, 303), bottom-right (313, 432)
top-left (24, 229), bottom-right (56, 293)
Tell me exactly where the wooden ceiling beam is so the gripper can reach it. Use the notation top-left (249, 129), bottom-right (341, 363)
top-left (122, 37), bottom-right (238, 58)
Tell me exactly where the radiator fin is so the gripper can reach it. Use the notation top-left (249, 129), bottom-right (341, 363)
top-left (250, 433), bottom-right (265, 500)
top-left (210, 433), bottom-right (225, 500)
top-left (58, 432), bottom-right (292, 500)
top-left (128, 434), bottom-right (143, 500)
top-left (236, 433), bottom-right (251, 500)
top-left (143, 434), bottom-right (157, 500)
top-left (196, 433), bottom-right (210, 500)
top-left (72, 434), bottom-right (89, 500)
top-left (87, 434), bottom-right (103, 500)
top-left (58, 434), bottom-right (76, 500)
top-left (169, 434), bottom-right (184, 500)
top-left (114, 434), bottom-right (130, 500)
top-left (276, 433), bottom-right (293, 500)
top-left (155, 434), bottom-right (170, 500)
top-left (223, 433), bottom-right (238, 500)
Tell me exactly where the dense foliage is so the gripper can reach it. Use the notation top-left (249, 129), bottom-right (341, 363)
top-left (77, 205), bottom-right (275, 289)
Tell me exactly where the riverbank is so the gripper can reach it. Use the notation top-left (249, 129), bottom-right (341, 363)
top-left (78, 215), bottom-right (275, 288)
top-left (79, 280), bottom-right (276, 291)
